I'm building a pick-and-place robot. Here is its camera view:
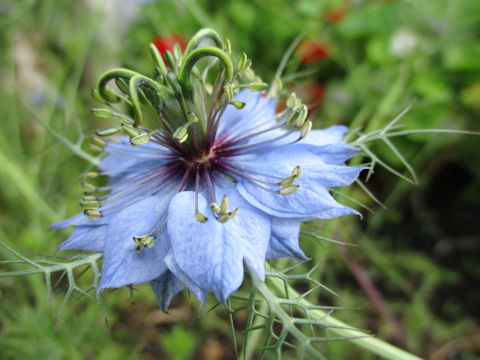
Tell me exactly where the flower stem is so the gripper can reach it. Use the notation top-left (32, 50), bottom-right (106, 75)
top-left (253, 274), bottom-right (424, 360)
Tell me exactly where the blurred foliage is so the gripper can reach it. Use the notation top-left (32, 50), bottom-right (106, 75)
top-left (0, 0), bottom-right (479, 359)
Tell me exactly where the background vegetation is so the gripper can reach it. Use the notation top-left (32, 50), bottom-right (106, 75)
top-left (0, 0), bottom-right (479, 359)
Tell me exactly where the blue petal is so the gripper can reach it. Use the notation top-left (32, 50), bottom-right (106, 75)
top-left (51, 212), bottom-right (107, 229)
top-left (300, 126), bottom-right (349, 146)
top-left (100, 137), bottom-right (171, 178)
top-left (163, 252), bottom-right (208, 307)
top-left (150, 270), bottom-right (186, 312)
top-left (99, 195), bottom-right (171, 289)
top-left (57, 224), bottom-right (107, 253)
top-left (217, 90), bottom-right (276, 143)
top-left (302, 143), bottom-right (360, 165)
top-left (266, 218), bottom-right (307, 261)
top-left (166, 187), bottom-right (271, 303)
top-left (236, 145), bottom-right (363, 220)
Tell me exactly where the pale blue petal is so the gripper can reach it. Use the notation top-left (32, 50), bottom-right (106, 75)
top-left (57, 225), bottom-right (107, 253)
top-left (150, 270), bottom-right (186, 312)
top-left (266, 218), bottom-right (307, 261)
top-left (166, 188), bottom-right (270, 303)
top-left (299, 126), bottom-right (348, 146)
top-left (51, 212), bottom-right (107, 229)
top-left (99, 195), bottom-right (170, 289)
top-left (303, 143), bottom-right (360, 165)
top-left (100, 137), bottom-right (171, 177)
top-left (163, 252), bottom-right (208, 307)
top-left (217, 90), bottom-right (276, 142)
top-left (236, 145), bottom-right (363, 220)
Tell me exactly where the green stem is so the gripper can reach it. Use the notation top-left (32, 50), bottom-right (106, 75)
top-left (254, 275), bottom-right (424, 360)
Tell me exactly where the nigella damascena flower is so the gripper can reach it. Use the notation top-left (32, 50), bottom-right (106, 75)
top-left (52, 29), bottom-right (363, 310)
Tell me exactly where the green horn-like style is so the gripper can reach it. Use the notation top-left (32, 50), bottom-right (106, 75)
top-left (178, 47), bottom-right (234, 95)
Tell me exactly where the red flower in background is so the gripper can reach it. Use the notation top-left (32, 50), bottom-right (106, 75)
top-left (153, 34), bottom-right (187, 61)
top-left (297, 40), bottom-right (330, 64)
top-left (325, 8), bottom-right (347, 23)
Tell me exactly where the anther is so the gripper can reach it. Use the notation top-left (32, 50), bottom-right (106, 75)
top-left (86, 172), bottom-right (99, 179)
top-left (210, 202), bottom-right (221, 213)
top-left (279, 175), bottom-right (296, 187)
top-left (92, 137), bottom-right (106, 148)
top-left (91, 108), bottom-right (112, 118)
top-left (90, 89), bottom-right (106, 104)
top-left (294, 105), bottom-right (308, 127)
top-left (300, 120), bottom-right (312, 138)
top-left (217, 208), bottom-right (238, 223)
top-left (223, 84), bottom-right (234, 102)
top-left (130, 133), bottom-right (150, 146)
top-left (224, 38), bottom-right (232, 55)
top-left (133, 235), bottom-right (155, 253)
top-left (195, 212), bottom-right (208, 223)
top-left (173, 124), bottom-right (189, 143)
top-left (229, 100), bottom-right (245, 109)
top-left (88, 144), bottom-right (104, 153)
top-left (95, 126), bottom-right (120, 137)
top-left (269, 76), bottom-right (283, 98)
top-left (187, 112), bottom-right (199, 123)
top-left (220, 195), bottom-right (229, 214)
top-left (244, 67), bottom-right (256, 81)
top-left (84, 209), bottom-right (102, 220)
top-left (292, 165), bottom-right (302, 178)
top-left (236, 52), bottom-right (249, 72)
top-left (286, 92), bottom-right (301, 109)
top-left (278, 184), bottom-right (299, 196)
top-left (248, 83), bottom-right (269, 91)
top-left (122, 124), bottom-right (142, 137)
top-left (82, 182), bottom-right (97, 194)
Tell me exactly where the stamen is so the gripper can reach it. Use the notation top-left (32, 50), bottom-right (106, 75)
top-left (195, 212), bottom-right (208, 223)
top-left (278, 184), bottom-right (299, 195)
top-left (133, 235), bottom-right (155, 253)
top-left (85, 209), bottom-right (102, 220)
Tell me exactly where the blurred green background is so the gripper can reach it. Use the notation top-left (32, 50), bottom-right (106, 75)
top-left (0, 0), bottom-right (479, 359)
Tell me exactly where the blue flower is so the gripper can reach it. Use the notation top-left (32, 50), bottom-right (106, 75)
top-left (52, 29), bottom-right (363, 310)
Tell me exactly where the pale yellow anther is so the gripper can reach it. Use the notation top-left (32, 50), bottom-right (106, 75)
top-left (279, 175), bottom-right (296, 187)
top-left (278, 184), bottom-right (299, 196)
top-left (292, 165), bottom-right (302, 178)
top-left (244, 67), bottom-right (256, 81)
top-left (224, 38), bottom-right (232, 55)
top-left (210, 202), bottom-right (221, 213)
top-left (133, 235), bottom-right (155, 252)
top-left (88, 144), bottom-right (104, 153)
top-left (295, 105), bottom-right (308, 127)
top-left (130, 133), bottom-right (150, 146)
top-left (195, 212), bottom-right (208, 223)
top-left (91, 108), bottom-right (112, 118)
top-left (217, 208), bottom-right (238, 223)
top-left (286, 93), bottom-right (298, 109)
top-left (229, 100), bottom-right (245, 109)
top-left (223, 84), bottom-right (234, 102)
top-left (96, 127), bottom-right (120, 137)
top-left (85, 209), bottom-right (102, 220)
top-left (220, 195), bottom-right (229, 214)
top-left (268, 76), bottom-right (283, 98)
top-left (300, 120), bottom-right (312, 138)
top-left (92, 137), bottom-right (106, 148)
top-left (173, 125), bottom-right (189, 143)
top-left (82, 182), bottom-right (97, 194)
top-left (122, 124), bottom-right (141, 138)
top-left (86, 172), bottom-right (99, 179)
top-left (236, 52), bottom-right (249, 72)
